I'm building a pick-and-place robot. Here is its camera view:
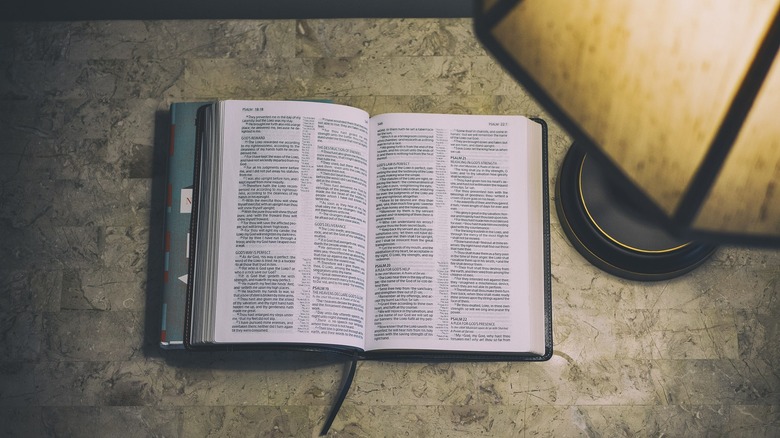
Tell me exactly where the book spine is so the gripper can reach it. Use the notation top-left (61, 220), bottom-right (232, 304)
top-left (160, 102), bottom-right (207, 349)
top-left (160, 108), bottom-right (175, 347)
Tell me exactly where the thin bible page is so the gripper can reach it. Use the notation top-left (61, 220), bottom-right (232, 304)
top-left (213, 100), bottom-right (370, 348)
top-left (366, 113), bottom-right (543, 354)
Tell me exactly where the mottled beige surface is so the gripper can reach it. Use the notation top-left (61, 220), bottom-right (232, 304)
top-left (0, 19), bottom-right (778, 437)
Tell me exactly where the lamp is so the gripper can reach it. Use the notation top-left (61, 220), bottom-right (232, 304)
top-left (475, 0), bottom-right (780, 280)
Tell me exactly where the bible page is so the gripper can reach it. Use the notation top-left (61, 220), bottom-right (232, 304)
top-left (213, 100), bottom-right (370, 349)
top-left (366, 113), bottom-right (544, 354)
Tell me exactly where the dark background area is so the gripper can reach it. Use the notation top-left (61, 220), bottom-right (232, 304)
top-left (4, 0), bottom-right (472, 21)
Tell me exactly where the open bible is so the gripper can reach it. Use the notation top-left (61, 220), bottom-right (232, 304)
top-left (184, 100), bottom-right (551, 359)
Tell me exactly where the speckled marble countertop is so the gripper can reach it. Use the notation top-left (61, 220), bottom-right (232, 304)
top-left (1, 19), bottom-right (779, 437)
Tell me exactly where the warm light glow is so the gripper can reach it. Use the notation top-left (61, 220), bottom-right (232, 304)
top-left (478, 0), bottom-right (780, 240)
top-left (694, 54), bottom-right (780, 235)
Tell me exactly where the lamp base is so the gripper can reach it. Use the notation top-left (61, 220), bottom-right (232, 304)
top-left (555, 144), bottom-right (717, 281)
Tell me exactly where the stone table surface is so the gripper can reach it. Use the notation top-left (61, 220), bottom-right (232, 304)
top-left (1, 19), bottom-right (779, 437)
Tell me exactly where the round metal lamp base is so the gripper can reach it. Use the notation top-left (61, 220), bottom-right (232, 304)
top-left (555, 144), bottom-right (717, 281)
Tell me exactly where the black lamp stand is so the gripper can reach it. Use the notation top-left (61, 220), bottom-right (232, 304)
top-left (555, 143), bottom-right (718, 281)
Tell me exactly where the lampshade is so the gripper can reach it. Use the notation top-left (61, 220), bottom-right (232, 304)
top-left (475, 0), bottom-right (780, 246)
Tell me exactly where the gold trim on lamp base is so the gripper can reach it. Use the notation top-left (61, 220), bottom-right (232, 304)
top-left (555, 143), bottom-right (718, 281)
